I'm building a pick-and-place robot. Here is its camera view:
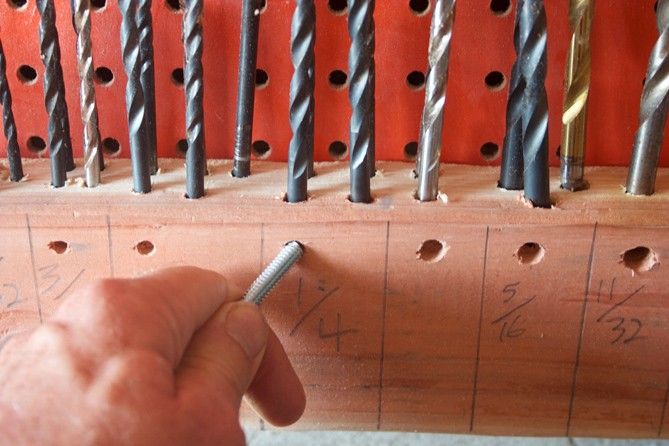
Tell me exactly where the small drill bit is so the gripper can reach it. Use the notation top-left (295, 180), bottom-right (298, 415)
top-left (232, 0), bottom-right (261, 178)
top-left (57, 79), bottom-right (75, 172)
top-left (244, 241), bottom-right (304, 305)
top-left (416, 0), bottom-right (455, 202)
top-left (368, 7), bottom-right (376, 178)
top-left (71, 0), bottom-right (101, 187)
top-left (183, 0), bottom-right (206, 199)
top-left (137, 0), bottom-right (158, 175)
top-left (287, 0), bottom-right (315, 203)
top-left (36, 0), bottom-right (67, 188)
top-left (0, 41), bottom-right (24, 182)
top-left (560, 0), bottom-right (593, 192)
top-left (118, 0), bottom-right (151, 193)
top-left (626, 0), bottom-right (669, 196)
top-left (347, 0), bottom-right (373, 203)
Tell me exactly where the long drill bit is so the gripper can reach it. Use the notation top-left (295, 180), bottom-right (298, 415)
top-left (560, 0), bottom-right (593, 192)
top-left (232, 0), bottom-right (261, 178)
top-left (499, 0), bottom-right (525, 191)
top-left (0, 41), bottom-right (24, 182)
top-left (71, 0), bottom-right (101, 187)
top-left (416, 0), bottom-right (455, 202)
top-left (518, 0), bottom-right (550, 208)
top-left (57, 71), bottom-right (75, 172)
top-left (36, 0), bottom-right (67, 188)
top-left (137, 0), bottom-right (158, 175)
top-left (347, 0), bottom-right (373, 203)
top-left (626, 0), bottom-right (669, 196)
top-left (287, 0), bottom-right (315, 203)
top-left (368, 6), bottom-right (375, 178)
top-left (183, 0), bottom-right (206, 199)
top-left (118, 0), bottom-right (151, 193)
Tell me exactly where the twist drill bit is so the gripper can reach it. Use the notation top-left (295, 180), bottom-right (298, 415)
top-left (137, 0), bottom-right (158, 175)
top-left (244, 241), bottom-right (304, 305)
top-left (0, 41), bottom-right (24, 182)
top-left (57, 74), bottom-right (75, 172)
top-left (183, 0), bottom-right (206, 199)
top-left (232, 0), bottom-right (261, 178)
top-left (71, 0), bottom-right (101, 187)
top-left (416, 0), bottom-right (455, 202)
top-left (347, 0), bottom-right (373, 203)
top-left (119, 0), bottom-right (151, 193)
top-left (560, 0), bottom-right (593, 192)
top-left (626, 0), bottom-right (669, 196)
top-left (287, 0), bottom-right (315, 203)
top-left (368, 7), bottom-right (375, 178)
top-left (36, 0), bottom-right (67, 188)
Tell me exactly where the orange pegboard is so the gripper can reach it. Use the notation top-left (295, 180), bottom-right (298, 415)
top-left (0, 0), bottom-right (663, 167)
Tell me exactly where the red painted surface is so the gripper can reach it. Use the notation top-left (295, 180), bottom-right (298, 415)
top-left (0, 0), bottom-right (663, 167)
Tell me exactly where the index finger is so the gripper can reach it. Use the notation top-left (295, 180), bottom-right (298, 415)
top-left (52, 266), bottom-right (237, 367)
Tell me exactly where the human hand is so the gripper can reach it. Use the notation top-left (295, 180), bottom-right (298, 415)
top-left (0, 267), bottom-right (305, 445)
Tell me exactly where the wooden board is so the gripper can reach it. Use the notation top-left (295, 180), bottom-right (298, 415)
top-left (1, 159), bottom-right (669, 437)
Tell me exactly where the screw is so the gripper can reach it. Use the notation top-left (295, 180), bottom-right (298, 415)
top-left (244, 241), bottom-right (304, 305)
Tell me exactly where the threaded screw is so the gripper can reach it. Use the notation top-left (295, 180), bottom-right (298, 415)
top-left (244, 241), bottom-right (304, 305)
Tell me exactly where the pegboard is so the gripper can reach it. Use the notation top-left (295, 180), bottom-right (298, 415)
top-left (0, 0), bottom-right (664, 167)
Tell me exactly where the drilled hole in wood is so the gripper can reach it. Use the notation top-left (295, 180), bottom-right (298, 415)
top-left (135, 240), bottom-right (155, 256)
top-left (485, 71), bottom-right (506, 91)
top-left (27, 136), bottom-right (46, 153)
top-left (255, 69), bottom-right (269, 89)
top-left (328, 0), bottom-right (347, 14)
top-left (165, 0), bottom-right (183, 12)
top-left (409, 0), bottom-right (430, 16)
top-left (101, 137), bottom-right (121, 156)
top-left (171, 68), bottom-right (184, 86)
top-left (328, 70), bottom-right (348, 89)
top-left (417, 239), bottom-right (447, 263)
top-left (7, 0), bottom-right (27, 9)
top-left (91, 0), bottom-right (106, 10)
top-left (252, 140), bottom-right (271, 159)
top-left (480, 142), bottom-right (499, 161)
top-left (328, 141), bottom-right (348, 160)
top-left (407, 71), bottom-right (426, 90)
top-left (404, 141), bottom-right (418, 161)
top-left (490, 0), bottom-right (512, 16)
top-left (94, 66), bottom-right (114, 86)
top-left (258, 0), bottom-right (267, 13)
top-left (620, 246), bottom-right (658, 274)
top-left (176, 139), bottom-right (188, 157)
top-left (17, 65), bottom-right (37, 85)
top-left (48, 241), bottom-right (69, 254)
top-left (515, 242), bottom-right (545, 265)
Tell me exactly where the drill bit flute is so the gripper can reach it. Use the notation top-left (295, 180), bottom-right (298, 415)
top-left (71, 0), bottom-right (101, 188)
top-left (137, 0), bottom-right (158, 175)
top-left (347, 0), bottom-right (374, 203)
top-left (287, 0), bottom-right (315, 203)
top-left (368, 4), bottom-right (375, 178)
top-left (416, 0), bottom-right (455, 202)
top-left (560, 0), bottom-right (593, 192)
top-left (183, 0), bottom-right (206, 199)
top-left (0, 41), bottom-right (24, 182)
top-left (626, 0), bottom-right (669, 196)
top-left (232, 0), bottom-right (261, 178)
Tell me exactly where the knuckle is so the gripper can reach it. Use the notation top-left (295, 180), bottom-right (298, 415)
top-left (29, 322), bottom-right (72, 353)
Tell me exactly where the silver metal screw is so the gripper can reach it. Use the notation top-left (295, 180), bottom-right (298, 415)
top-left (244, 241), bottom-right (304, 305)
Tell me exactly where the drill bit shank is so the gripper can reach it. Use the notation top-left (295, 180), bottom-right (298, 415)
top-left (0, 41), bottom-right (24, 182)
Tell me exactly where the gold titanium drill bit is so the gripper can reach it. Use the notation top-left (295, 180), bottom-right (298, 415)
top-left (416, 0), bottom-right (455, 202)
top-left (71, 0), bottom-right (101, 188)
top-left (0, 40), bottom-right (24, 182)
top-left (626, 0), bottom-right (669, 196)
top-left (560, 0), bottom-right (593, 192)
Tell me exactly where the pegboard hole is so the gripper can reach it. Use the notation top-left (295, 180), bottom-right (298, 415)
top-left (134, 240), bottom-right (155, 256)
top-left (27, 136), bottom-right (46, 153)
top-left (485, 71), bottom-right (506, 91)
top-left (171, 68), bottom-right (184, 86)
top-left (7, 0), bottom-right (27, 9)
top-left (409, 0), bottom-right (430, 16)
top-left (48, 241), bottom-right (69, 255)
top-left (416, 239), bottom-right (447, 263)
top-left (91, 0), bottom-right (106, 10)
top-left (17, 65), bottom-right (37, 85)
top-left (94, 66), bottom-right (114, 86)
top-left (480, 142), bottom-right (500, 161)
top-left (252, 140), bottom-right (271, 159)
top-left (165, 0), bottom-right (183, 12)
top-left (255, 69), bottom-right (269, 89)
top-left (490, 0), bottom-right (512, 16)
top-left (328, 0), bottom-right (347, 14)
top-left (177, 139), bottom-right (188, 156)
top-left (328, 70), bottom-right (348, 89)
top-left (101, 137), bottom-right (121, 156)
top-left (404, 142), bottom-right (418, 161)
top-left (328, 141), bottom-right (348, 160)
top-left (407, 71), bottom-right (426, 90)
top-left (620, 246), bottom-right (659, 274)
top-left (515, 242), bottom-right (545, 266)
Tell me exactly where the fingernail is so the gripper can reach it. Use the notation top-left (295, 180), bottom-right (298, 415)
top-left (224, 303), bottom-right (267, 359)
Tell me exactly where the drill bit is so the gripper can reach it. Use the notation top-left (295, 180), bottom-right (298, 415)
top-left (244, 241), bottom-right (304, 305)
top-left (416, 0), bottom-right (455, 202)
top-left (183, 0), bottom-right (206, 199)
top-left (347, 0), bottom-right (373, 203)
top-left (287, 0), bottom-right (315, 203)
top-left (368, 7), bottom-right (376, 178)
top-left (36, 0), bottom-right (67, 188)
top-left (71, 0), bottom-right (101, 187)
top-left (118, 0), bottom-right (151, 193)
top-left (518, 0), bottom-right (550, 208)
top-left (232, 0), bottom-right (261, 178)
top-left (560, 0), bottom-right (593, 192)
top-left (626, 0), bottom-right (669, 196)
top-left (136, 0), bottom-right (158, 175)
top-left (57, 78), bottom-right (75, 172)
top-left (0, 41), bottom-right (24, 182)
